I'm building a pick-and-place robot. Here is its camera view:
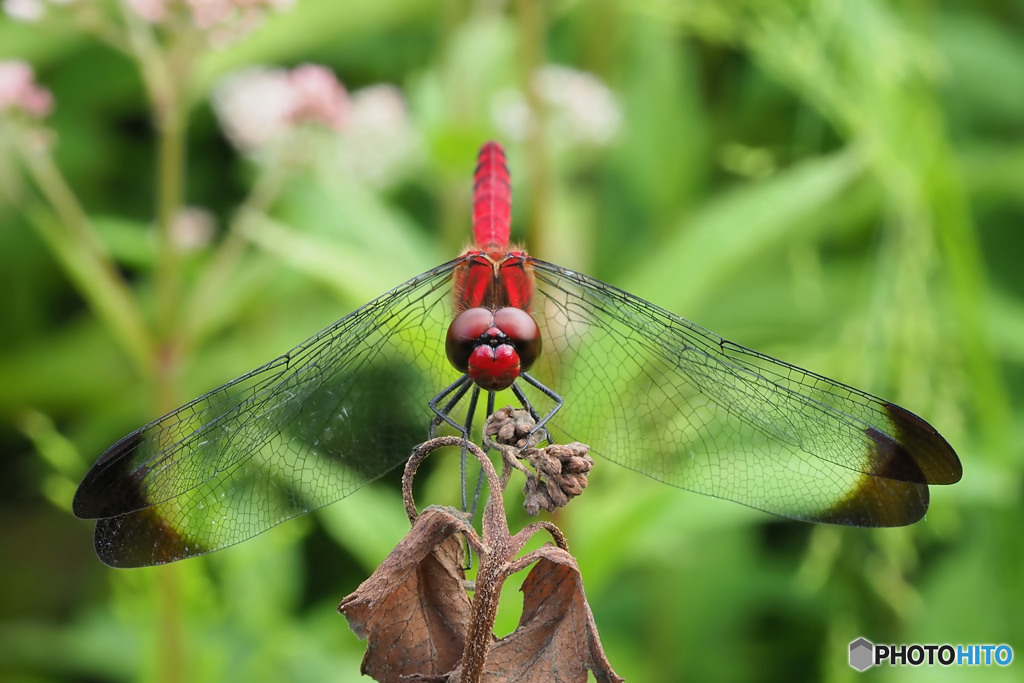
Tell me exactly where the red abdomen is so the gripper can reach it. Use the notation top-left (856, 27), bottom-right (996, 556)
top-left (472, 141), bottom-right (511, 251)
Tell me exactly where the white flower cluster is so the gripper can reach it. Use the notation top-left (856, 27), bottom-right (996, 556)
top-left (2, 0), bottom-right (74, 23)
top-left (127, 0), bottom-right (293, 26)
top-left (493, 65), bottom-right (621, 148)
top-left (335, 84), bottom-right (418, 188)
top-left (3, 0), bottom-right (293, 47)
top-left (212, 65), bottom-right (417, 186)
top-left (212, 64), bottom-right (349, 152)
top-left (129, 0), bottom-right (294, 46)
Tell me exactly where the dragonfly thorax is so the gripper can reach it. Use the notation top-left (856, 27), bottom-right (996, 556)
top-left (445, 306), bottom-right (541, 391)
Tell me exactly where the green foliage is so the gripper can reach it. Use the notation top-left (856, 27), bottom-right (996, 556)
top-left (1, 1), bottom-right (1020, 681)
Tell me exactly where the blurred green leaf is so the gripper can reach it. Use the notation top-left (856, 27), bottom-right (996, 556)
top-left (623, 149), bottom-right (862, 314)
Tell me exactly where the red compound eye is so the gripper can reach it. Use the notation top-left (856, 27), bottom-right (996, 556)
top-left (444, 307), bottom-right (542, 391)
top-left (445, 308), bottom-right (494, 373)
top-left (492, 307), bottom-right (540, 371)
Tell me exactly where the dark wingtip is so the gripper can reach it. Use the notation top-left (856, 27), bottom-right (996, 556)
top-left (817, 474), bottom-right (930, 527)
top-left (864, 426), bottom-right (928, 485)
top-left (94, 508), bottom-right (200, 568)
top-left (883, 402), bottom-right (962, 485)
top-left (73, 430), bottom-right (150, 519)
top-left (815, 403), bottom-right (960, 527)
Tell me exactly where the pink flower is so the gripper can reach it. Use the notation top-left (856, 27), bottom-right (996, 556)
top-left (126, 0), bottom-right (168, 23)
top-left (212, 64), bottom-right (349, 153)
top-left (0, 61), bottom-right (53, 119)
top-left (170, 206), bottom-right (215, 252)
top-left (212, 64), bottom-right (417, 184)
top-left (287, 64), bottom-right (349, 130)
top-left (127, 0), bottom-right (294, 46)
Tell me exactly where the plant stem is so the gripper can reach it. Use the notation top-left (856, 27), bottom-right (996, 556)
top-left (183, 166), bottom-right (287, 348)
top-left (150, 66), bottom-right (190, 683)
top-left (459, 557), bottom-right (505, 683)
top-left (155, 99), bottom-right (186, 344)
top-left (516, 0), bottom-right (550, 253)
top-left (120, 8), bottom-right (194, 681)
top-left (13, 130), bottom-right (153, 373)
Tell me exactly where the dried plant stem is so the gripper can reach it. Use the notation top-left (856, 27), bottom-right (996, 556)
top-left (460, 557), bottom-right (504, 683)
top-left (400, 436), bottom-right (577, 682)
top-left (402, 436), bottom-right (496, 525)
top-left (402, 437), bottom-right (500, 683)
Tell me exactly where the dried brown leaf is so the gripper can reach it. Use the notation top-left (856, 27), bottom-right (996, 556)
top-left (444, 546), bottom-right (623, 683)
top-left (341, 438), bottom-right (619, 683)
top-left (339, 507), bottom-right (474, 681)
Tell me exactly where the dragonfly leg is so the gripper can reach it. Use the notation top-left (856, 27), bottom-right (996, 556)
top-left (467, 391), bottom-right (495, 515)
top-left (518, 371), bottom-right (564, 436)
top-left (426, 378), bottom-right (482, 522)
top-left (429, 375), bottom-right (474, 436)
top-left (509, 381), bottom-right (542, 425)
top-left (460, 390), bottom-right (494, 574)
top-left (458, 387), bottom-right (481, 511)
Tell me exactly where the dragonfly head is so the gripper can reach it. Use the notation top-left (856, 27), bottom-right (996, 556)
top-left (445, 307), bottom-right (541, 391)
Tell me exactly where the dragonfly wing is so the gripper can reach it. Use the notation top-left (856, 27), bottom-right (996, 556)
top-left (74, 259), bottom-right (463, 567)
top-left (528, 258), bottom-right (960, 527)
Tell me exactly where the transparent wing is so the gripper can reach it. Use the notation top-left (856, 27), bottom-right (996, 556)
top-left (527, 258), bottom-right (960, 527)
top-left (76, 250), bottom-right (963, 568)
top-left (74, 259), bottom-right (465, 567)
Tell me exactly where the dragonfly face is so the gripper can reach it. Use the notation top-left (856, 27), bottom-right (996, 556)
top-left (73, 141), bottom-right (962, 568)
top-left (445, 306), bottom-right (541, 392)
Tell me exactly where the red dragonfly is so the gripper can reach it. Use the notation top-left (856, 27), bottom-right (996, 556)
top-left (74, 142), bottom-right (962, 567)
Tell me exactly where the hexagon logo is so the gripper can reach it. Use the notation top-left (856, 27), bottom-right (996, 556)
top-left (849, 637), bottom-right (875, 671)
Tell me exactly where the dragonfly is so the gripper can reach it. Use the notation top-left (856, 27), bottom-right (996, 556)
top-left (74, 142), bottom-right (962, 568)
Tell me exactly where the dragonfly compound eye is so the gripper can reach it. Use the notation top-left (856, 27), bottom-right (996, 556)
top-left (493, 307), bottom-right (541, 371)
top-left (444, 306), bottom-right (542, 391)
top-left (445, 307), bottom-right (494, 373)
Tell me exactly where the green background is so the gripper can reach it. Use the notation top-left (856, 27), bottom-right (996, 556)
top-left (1, 1), bottom-right (1020, 681)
